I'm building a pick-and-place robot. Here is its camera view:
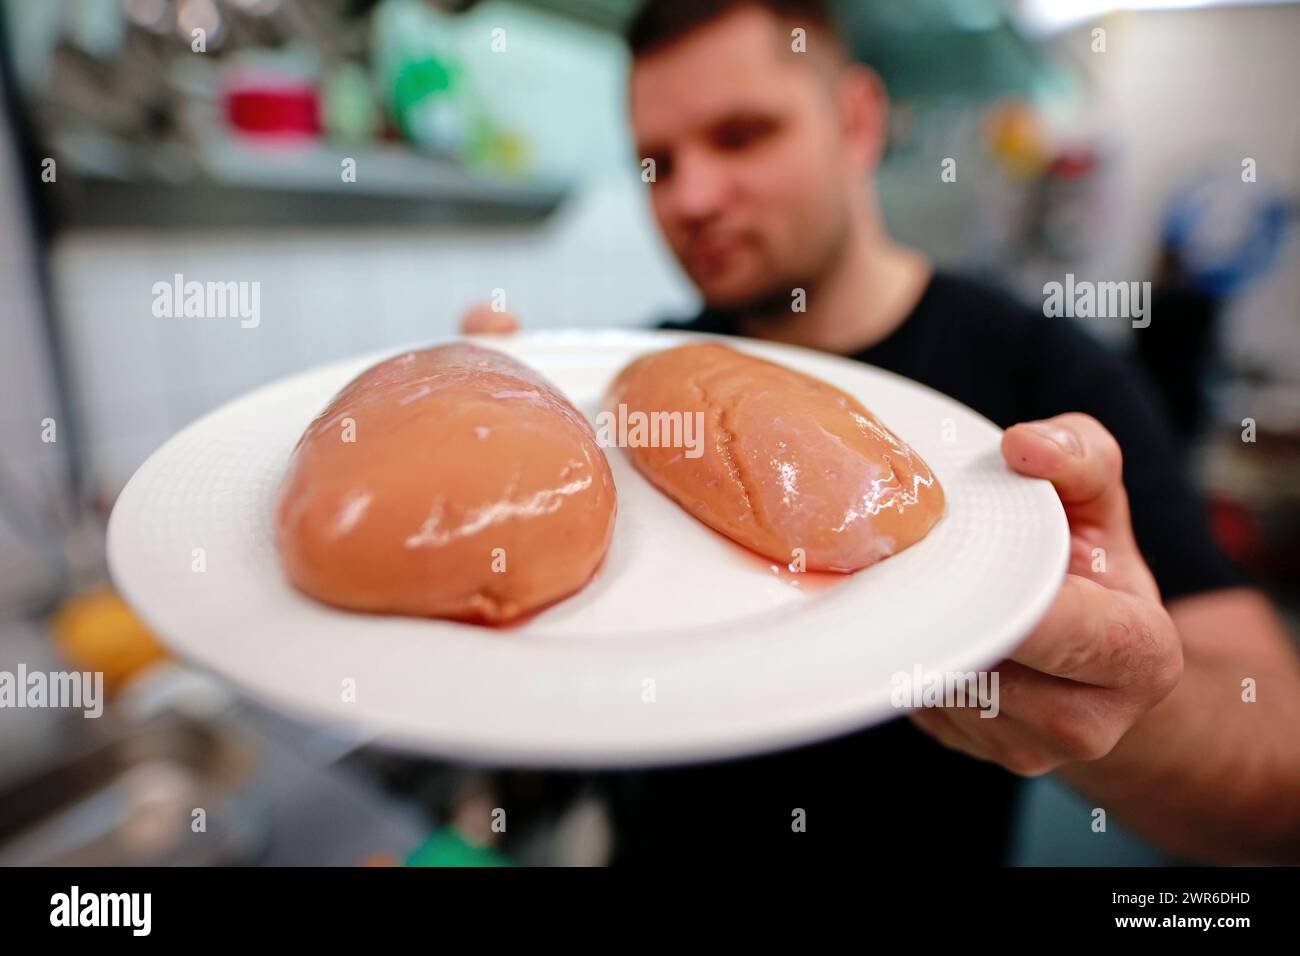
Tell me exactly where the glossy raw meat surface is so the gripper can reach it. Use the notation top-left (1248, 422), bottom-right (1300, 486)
top-left (607, 342), bottom-right (944, 572)
top-left (277, 343), bottom-right (616, 623)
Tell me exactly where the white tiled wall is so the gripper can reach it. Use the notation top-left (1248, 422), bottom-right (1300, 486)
top-left (51, 174), bottom-right (697, 491)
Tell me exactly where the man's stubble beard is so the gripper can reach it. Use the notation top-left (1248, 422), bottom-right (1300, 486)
top-left (698, 204), bottom-right (853, 325)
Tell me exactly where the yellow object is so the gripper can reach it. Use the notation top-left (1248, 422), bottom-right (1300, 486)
top-left (986, 101), bottom-right (1048, 181)
top-left (49, 586), bottom-right (169, 693)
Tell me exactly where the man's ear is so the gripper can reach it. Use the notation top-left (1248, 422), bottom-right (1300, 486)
top-left (838, 64), bottom-right (888, 171)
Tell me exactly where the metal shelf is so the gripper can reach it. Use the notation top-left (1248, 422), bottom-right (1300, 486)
top-left (47, 136), bottom-right (568, 231)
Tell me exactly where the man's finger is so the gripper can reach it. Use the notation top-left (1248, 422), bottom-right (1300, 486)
top-left (908, 709), bottom-right (998, 763)
top-left (1003, 412), bottom-right (1162, 598)
top-left (939, 660), bottom-right (1141, 769)
top-left (1012, 573), bottom-right (1181, 694)
top-left (1001, 413), bottom-right (1128, 532)
top-left (460, 302), bottom-right (520, 334)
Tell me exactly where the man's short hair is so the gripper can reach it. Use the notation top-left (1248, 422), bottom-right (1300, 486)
top-left (625, 0), bottom-right (850, 61)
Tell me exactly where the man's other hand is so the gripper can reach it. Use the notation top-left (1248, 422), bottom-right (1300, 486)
top-left (910, 413), bottom-right (1184, 776)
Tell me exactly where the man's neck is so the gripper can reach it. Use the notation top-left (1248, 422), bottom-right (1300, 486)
top-left (737, 219), bottom-right (932, 355)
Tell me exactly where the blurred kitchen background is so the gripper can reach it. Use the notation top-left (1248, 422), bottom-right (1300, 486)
top-left (0, 0), bottom-right (1297, 866)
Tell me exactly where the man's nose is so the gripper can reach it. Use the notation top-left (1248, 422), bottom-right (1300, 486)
top-left (665, 151), bottom-right (729, 224)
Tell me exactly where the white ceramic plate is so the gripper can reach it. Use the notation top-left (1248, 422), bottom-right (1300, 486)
top-left (108, 329), bottom-right (1068, 767)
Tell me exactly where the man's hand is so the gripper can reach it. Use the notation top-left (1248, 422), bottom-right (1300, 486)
top-left (910, 413), bottom-right (1184, 776)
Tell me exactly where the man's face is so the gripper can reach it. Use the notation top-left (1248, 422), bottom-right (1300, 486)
top-left (630, 8), bottom-right (861, 309)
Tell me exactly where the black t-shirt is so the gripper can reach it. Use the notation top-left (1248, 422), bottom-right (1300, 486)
top-left (601, 271), bottom-right (1244, 865)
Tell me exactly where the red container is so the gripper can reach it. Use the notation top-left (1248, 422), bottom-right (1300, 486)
top-left (225, 85), bottom-right (321, 138)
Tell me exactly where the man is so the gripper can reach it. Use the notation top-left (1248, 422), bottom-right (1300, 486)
top-left (466, 0), bottom-right (1300, 863)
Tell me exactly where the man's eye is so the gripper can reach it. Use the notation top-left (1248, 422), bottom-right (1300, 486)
top-left (642, 154), bottom-right (671, 182)
top-left (713, 119), bottom-right (775, 151)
